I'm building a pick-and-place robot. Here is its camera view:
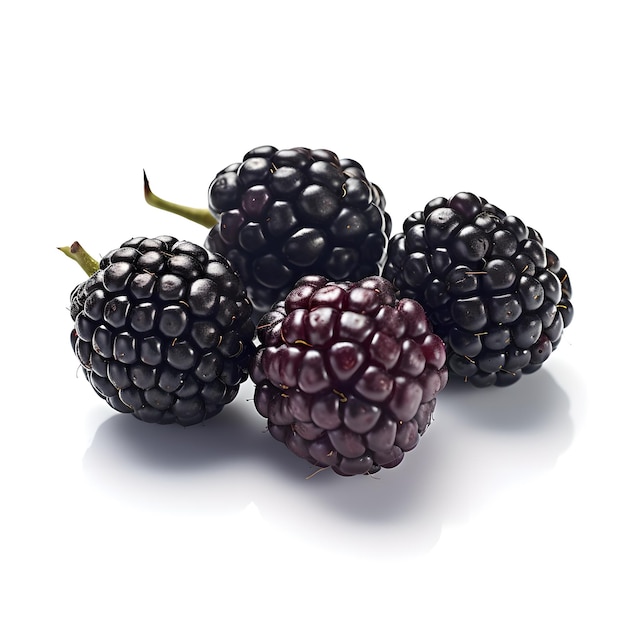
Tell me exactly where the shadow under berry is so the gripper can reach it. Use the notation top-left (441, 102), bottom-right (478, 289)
top-left (83, 368), bottom-right (574, 556)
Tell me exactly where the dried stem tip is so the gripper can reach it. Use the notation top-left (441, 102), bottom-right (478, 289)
top-left (143, 170), bottom-right (218, 229)
top-left (58, 241), bottom-right (100, 277)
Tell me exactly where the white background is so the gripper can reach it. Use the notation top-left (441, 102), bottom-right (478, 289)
top-left (2, 1), bottom-right (624, 624)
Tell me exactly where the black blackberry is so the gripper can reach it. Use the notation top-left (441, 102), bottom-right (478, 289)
top-left (382, 192), bottom-right (574, 387)
top-left (61, 236), bottom-right (255, 425)
top-left (144, 146), bottom-right (392, 319)
top-left (250, 275), bottom-right (448, 476)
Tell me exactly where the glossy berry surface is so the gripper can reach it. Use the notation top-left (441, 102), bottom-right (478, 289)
top-left (206, 146), bottom-right (392, 318)
top-left (250, 275), bottom-right (448, 476)
top-left (383, 192), bottom-right (574, 387)
top-left (69, 236), bottom-right (255, 425)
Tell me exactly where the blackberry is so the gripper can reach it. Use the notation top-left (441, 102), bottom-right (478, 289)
top-left (383, 192), bottom-right (574, 387)
top-left (250, 275), bottom-right (448, 476)
top-left (144, 146), bottom-right (392, 319)
top-left (61, 236), bottom-right (255, 425)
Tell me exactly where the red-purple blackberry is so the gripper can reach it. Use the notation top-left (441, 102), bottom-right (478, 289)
top-left (144, 146), bottom-right (392, 319)
top-left (62, 236), bottom-right (255, 425)
top-left (250, 275), bottom-right (448, 476)
top-left (382, 192), bottom-right (574, 387)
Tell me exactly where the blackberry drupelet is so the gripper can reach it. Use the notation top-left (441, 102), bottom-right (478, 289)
top-left (383, 192), bottom-right (574, 387)
top-left (144, 146), bottom-right (392, 319)
top-left (62, 236), bottom-right (255, 425)
top-left (250, 275), bottom-right (448, 476)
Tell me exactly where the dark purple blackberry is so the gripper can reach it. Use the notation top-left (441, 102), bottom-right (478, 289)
top-left (144, 146), bottom-right (392, 319)
top-left (62, 236), bottom-right (255, 425)
top-left (250, 275), bottom-right (448, 476)
top-left (382, 192), bottom-right (574, 387)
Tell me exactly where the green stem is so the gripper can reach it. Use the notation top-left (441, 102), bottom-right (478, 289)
top-left (143, 170), bottom-right (217, 228)
top-left (58, 242), bottom-right (100, 277)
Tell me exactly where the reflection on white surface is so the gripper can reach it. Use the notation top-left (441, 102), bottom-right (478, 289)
top-left (82, 368), bottom-right (575, 555)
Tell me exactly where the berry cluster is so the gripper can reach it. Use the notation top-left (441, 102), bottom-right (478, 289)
top-left (250, 275), bottom-right (448, 475)
top-left (203, 146), bottom-right (391, 318)
top-left (383, 192), bottom-right (573, 387)
top-left (68, 236), bottom-right (255, 425)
